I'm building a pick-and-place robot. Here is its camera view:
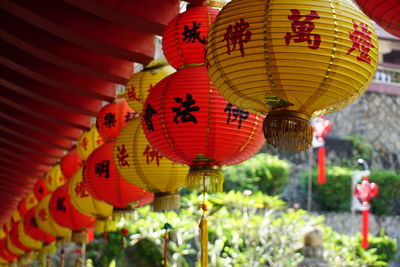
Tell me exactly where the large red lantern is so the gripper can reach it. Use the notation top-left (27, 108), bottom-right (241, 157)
top-left (84, 141), bottom-right (153, 210)
top-left (162, 5), bottom-right (220, 69)
top-left (23, 207), bottom-right (55, 244)
top-left (96, 100), bottom-right (137, 142)
top-left (60, 147), bottom-right (83, 180)
top-left (49, 183), bottom-right (95, 232)
top-left (33, 179), bottom-right (51, 201)
top-left (142, 66), bottom-right (265, 192)
top-left (355, 0), bottom-right (400, 37)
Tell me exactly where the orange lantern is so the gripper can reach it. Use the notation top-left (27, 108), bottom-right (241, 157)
top-left (60, 147), bottom-right (83, 180)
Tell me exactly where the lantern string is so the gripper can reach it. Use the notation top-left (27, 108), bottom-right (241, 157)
top-left (162, 223), bottom-right (173, 267)
top-left (199, 174), bottom-right (208, 267)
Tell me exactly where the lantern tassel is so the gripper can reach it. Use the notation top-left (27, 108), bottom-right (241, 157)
top-left (263, 112), bottom-right (313, 151)
top-left (317, 146), bottom-right (326, 184)
top-left (187, 165), bottom-right (223, 193)
top-left (153, 192), bottom-right (181, 211)
top-left (362, 206), bottom-right (369, 249)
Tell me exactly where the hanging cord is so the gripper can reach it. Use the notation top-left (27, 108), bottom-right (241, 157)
top-left (199, 174), bottom-right (208, 267)
top-left (162, 223), bottom-right (173, 267)
top-left (60, 247), bottom-right (65, 267)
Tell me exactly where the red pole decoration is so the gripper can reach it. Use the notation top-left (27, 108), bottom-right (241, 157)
top-left (354, 177), bottom-right (379, 249)
top-left (312, 116), bottom-right (331, 184)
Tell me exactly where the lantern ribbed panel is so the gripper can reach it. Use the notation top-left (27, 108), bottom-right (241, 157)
top-left (60, 147), bottom-right (83, 180)
top-left (126, 61), bottom-right (175, 113)
top-left (355, 0), bottom-right (400, 37)
top-left (84, 141), bottom-right (151, 210)
top-left (9, 223), bottom-right (30, 254)
top-left (24, 208), bottom-right (55, 244)
top-left (69, 168), bottom-right (113, 218)
top-left (143, 66), bottom-right (264, 166)
top-left (45, 164), bottom-right (67, 192)
top-left (33, 179), bottom-right (50, 202)
top-left (77, 125), bottom-right (104, 161)
top-left (18, 221), bottom-right (42, 250)
top-left (49, 183), bottom-right (95, 232)
top-left (207, 0), bottom-right (378, 117)
top-left (114, 119), bottom-right (189, 210)
top-left (96, 100), bottom-right (136, 142)
top-left (162, 6), bottom-right (219, 69)
top-left (35, 195), bottom-right (71, 238)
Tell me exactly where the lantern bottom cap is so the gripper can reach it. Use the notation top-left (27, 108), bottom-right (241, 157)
top-left (186, 165), bottom-right (223, 193)
top-left (153, 192), bottom-right (181, 212)
top-left (263, 111), bottom-right (312, 151)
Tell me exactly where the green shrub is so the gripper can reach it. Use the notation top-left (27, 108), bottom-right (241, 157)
top-left (223, 154), bottom-right (290, 195)
top-left (369, 171), bottom-right (400, 215)
top-left (365, 231), bottom-right (398, 264)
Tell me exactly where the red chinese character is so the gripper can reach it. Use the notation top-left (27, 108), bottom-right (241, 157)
top-left (143, 145), bottom-right (163, 166)
top-left (117, 144), bottom-right (130, 167)
top-left (346, 20), bottom-right (375, 64)
top-left (38, 209), bottom-right (47, 221)
top-left (80, 137), bottom-right (89, 151)
top-left (285, 9), bottom-right (321, 49)
top-left (126, 86), bottom-right (140, 102)
top-left (223, 19), bottom-right (252, 57)
top-left (74, 181), bottom-right (90, 198)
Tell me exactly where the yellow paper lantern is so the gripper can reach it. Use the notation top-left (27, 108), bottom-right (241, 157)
top-left (44, 164), bottom-right (67, 192)
top-left (206, 0), bottom-right (378, 150)
top-left (125, 59), bottom-right (175, 113)
top-left (24, 193), bottom-right (38, 211)
top-left (18, 221), bottom-right (42, 250)
top-left (69, 167), bottom-right (114, 231)
top-left (114, 118), bottom-right (189, 211)
top-left (35, 195), bottom-right (71, 238)
top-left (77, 125), bottom-right (104, 161)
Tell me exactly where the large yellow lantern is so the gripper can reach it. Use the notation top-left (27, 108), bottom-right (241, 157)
top-left (69, 168), bottom-right (115, 232)
top-left (125, 59), bottom-right (175, 113)
top-left (44, 164), bottom-right (67, 192)
top-left (114, 118), bottom-right (189, 211)
top-left (206, 0), bottom-right (378, 150)
top-left (35, 195), bottom-right (71, 238)
top-left (77, 125), bottom-right (104, 161)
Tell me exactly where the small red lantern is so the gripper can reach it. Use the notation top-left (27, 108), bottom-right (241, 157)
top-left (354, 177), bottom-right (379, 249)
top-left (33, 179), bottom-right (51, 201)
top-left (142, 66), bottom-right (265, 191)
top-left (49, 183), bottom-right (95, 232)
top-left (23, 207), bottom-right (55, 244)
top-left (0, 239), bottom-right (17, 263)
top-left (84, 141), bottom-right (152, 210)
top-left (355, 0), bottom-right (400, 38)
top-left (8, 223), bottom-right (31, 254)
top-left (60, 147), bottom-right (83, 180)
top-left (162, 5), bottom-right (220, 69)
top-left (96, 100), bottom-right (137, 142)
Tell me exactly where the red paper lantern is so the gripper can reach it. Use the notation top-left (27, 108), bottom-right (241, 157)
top-left (60, 147), bottom-right (83, 179)
top-left (142, 66), bottom-right (265, 191)
top-left (23, 207), bottom-right (55, 244)
top-left (84, 141), bottom-right (152, 210)
top-left (33, 179), bottom-right (51, 202)
top-left (162, 5), bottom-right (220, 69)
top-left (0, 239), bottom-right (17, 262)
top-left (9, 223), bottom-right (31, 254)
top-left (96, 100), bottom-right (137, 142)
top-left (355, 0), bottom-right (400, 37)
top-left (49, 183), bottom-right (95, 232)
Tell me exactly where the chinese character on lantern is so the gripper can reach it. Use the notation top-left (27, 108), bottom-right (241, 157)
top-left (347, 20), bottom-right (375, 64)
top-left (126, 86), bottom-right (140, 102)
top-left (74, 181), bottom-right (90, 198)
top-left (103, 112), bottom-right (117, 128)
top-left (144, 103), bottom-right (157, 131)
top-left (95, 160), bottom-right (110, 178)
top-left (172, 93), bottom-right (200, 124)
top-left (116, 144), bottom-right (130, 167)
top-left (80, 137), bottom-right (89, 151)
top-left (56, 197), bottom-right (66, 212)
top-left (285, 9), bottom-right (321, 49)
top-left (38, 209), bottom-right (47, 221)
top-left (182, 21), bottom-right (206, 44)
top-left (143, 145), bottom-right (163, 166)
top-left (224, 103), bottom-right (249, 129)
top-left (223, 18), bottom-right (252, 57)
top-left (30, 217), bottom-right (38, 228)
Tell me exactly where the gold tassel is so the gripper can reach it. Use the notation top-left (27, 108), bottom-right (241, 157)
top-left (153, 192), bottom-right (180, 212)
top-left (262, 111), bottom-right (313, 151)
top-left (186, 165), bottom-right (223, 193)
top-left (199, 217), bottom-right (208, 267)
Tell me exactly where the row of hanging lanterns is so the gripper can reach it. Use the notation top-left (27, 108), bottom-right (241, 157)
top-left (0, 0), bottom-right (382, 265)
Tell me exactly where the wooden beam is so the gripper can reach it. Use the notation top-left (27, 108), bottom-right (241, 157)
top-left (0, 137), bottom-right (59, 159)
top-left (0, 148), bottom-right (54, 166)
top-left (0, 157), bottom-right (46, 174)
